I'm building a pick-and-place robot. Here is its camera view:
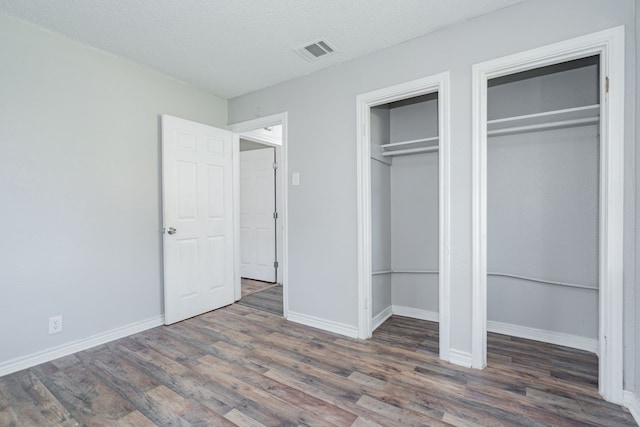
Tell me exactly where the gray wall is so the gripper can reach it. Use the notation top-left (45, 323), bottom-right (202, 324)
top-left (0, 14), bottom-right (227, 364)
top-left (228, 0), bottom-right (636, 386)
top-left (371, 158), bottom-right (392, 316)
top-left (390, 150), bottom-right (439, 313)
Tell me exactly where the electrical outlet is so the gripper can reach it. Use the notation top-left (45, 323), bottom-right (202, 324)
top-left (49, 315), bottom-right (62, 334)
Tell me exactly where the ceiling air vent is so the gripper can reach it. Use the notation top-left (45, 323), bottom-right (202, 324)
top-left (295, 39), bottom-right (337, 62)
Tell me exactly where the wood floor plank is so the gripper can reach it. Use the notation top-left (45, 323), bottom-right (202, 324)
top-left (263, 368), bottom-right (400, 427)
top-left (181, 404), bottom-right (238, 427)
top-left (191, 355), bottom-right (340, 427)
top-left (195, 353), bottom-right (358, 426)
top-left (0, 384), bottom-right (24, 427)
top-left (225, 408), bottom-right (268, 427)
top-left (114, 344), bottom-right (235, 417)
top-left (116, 410), bottom-right (156, 427)
top-left (0, 370), bottom-right (79, 427)
top-left (32, 362), bottom-right (136, 426)
top-left (350, 416), bottom-right (386, 427)
top-left (0, 294), bottom-right (635, 427)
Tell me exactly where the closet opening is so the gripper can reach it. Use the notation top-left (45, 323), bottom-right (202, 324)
top-left (472, 26), bottom-right (625, 403)
top-left (371, 92), bottom-right (440, 351)
top-left (357, 73), bottom-right (451, 361)
top-left (485, 54), bottom-right (601, 371)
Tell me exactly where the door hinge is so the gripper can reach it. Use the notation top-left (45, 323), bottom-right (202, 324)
top-left (273, 212), bottom-right (278, 219)
top-left (605, 76), bottom-right (609, 93)
top-left (273, 162), bottom-right (279, 170)
top-left (274, 261), bottom-right (279, 268)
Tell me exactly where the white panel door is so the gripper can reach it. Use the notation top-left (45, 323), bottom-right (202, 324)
top-left (240, 148), bottom-right (276, 282)
top-left (162, 115), bottom-right (235, 325)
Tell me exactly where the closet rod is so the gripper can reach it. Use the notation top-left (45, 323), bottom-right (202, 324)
top-left (487, 104), bottom-right (600, 125)
top-left (371, 270), bottom-right (438, 275)
top-left (393, 270), bottom-right (438, 274)
top-left (381, 146), bottom-right (439, 157)
top-left (487, 117), bottom-right (598, 136)
top-left (487, 272), bottom-right (598, 291)
top-left (372, 270), bottom-right (597, 290)
top-left (381, 136), bottom-right (439, 149)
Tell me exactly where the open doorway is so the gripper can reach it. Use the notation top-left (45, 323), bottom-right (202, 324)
top-left (229, 113), bottom-right (288, 318)
top-left (238, 137), bottom-right (282, 316)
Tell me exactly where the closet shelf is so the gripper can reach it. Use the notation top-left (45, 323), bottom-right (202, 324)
top-left (380, 136), bottom-right (439, 157)
top-left (487, 104), bottom-right (600, 136)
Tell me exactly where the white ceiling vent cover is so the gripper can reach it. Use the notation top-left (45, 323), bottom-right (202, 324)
top-left (295, 39), bottom-right (337, 61)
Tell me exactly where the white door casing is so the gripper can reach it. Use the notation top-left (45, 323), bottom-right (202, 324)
top-left (162, 115), bottom-right (235, 325)
top-left (240, 147), bottom-right (276, 282)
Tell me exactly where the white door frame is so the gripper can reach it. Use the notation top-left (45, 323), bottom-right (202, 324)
top-left (229, 112), bottom-right (289, 318)
top-left (356, 73), bottom-right (451, 362)
top-left (471, 26), bottom-right (625, 403)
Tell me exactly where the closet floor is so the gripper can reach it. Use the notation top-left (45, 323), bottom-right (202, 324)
top-left (0, 309), bottom-right (634, 426)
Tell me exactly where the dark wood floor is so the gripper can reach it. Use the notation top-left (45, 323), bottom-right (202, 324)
top-left (0, 302), bottom-right (635, 426)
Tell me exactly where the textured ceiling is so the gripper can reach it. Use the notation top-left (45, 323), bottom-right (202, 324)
top-left (0, 0), bottom-right (522, 99)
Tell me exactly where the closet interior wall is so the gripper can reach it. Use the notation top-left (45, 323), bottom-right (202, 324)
top-left (487, 57), bottom-right (600, 342)
top-left (371, 94), bottom-right (439, 323)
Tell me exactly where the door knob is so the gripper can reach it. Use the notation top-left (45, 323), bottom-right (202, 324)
top-left (167, 227), bottom-right (177, 235)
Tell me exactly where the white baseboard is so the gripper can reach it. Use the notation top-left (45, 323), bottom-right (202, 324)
top-left (392, 305), bottom-right (439, 322)
top-left (287, 311), bottom-right (358, 338)
top-left (372, 306), bottom-right (393, 331)
top-left (0, 315), bottom-right (164, 377)
top-left (487, 320), bottom-right (598, 353)
top-left (449, 349), bottom-right (473, 368)
top-left (624, 391), bottom-right (640, 426)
